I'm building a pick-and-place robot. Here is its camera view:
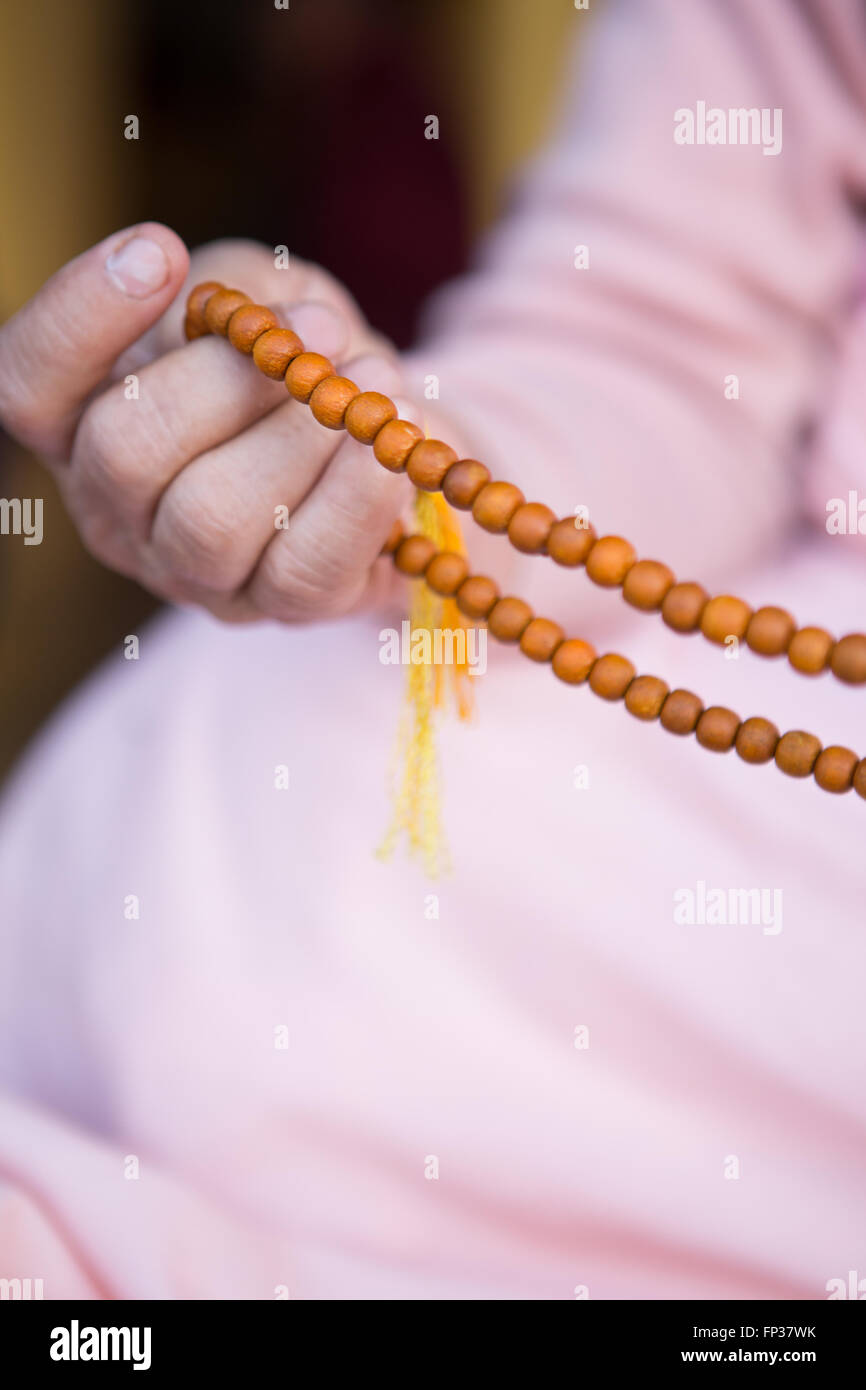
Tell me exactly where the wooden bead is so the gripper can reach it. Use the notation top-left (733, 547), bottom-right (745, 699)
top-left (309, 375), bottom-right (359, 429)
top-left (183, 314), bottom-right (207, 341)
top-left (442, 459), bottom-right (491, 509)
top-left (487, 596), bottom-right (533, 642)
top-left (472, 481), bottom-right (525, 534)
top-left (185, 280), bottom-right (223, 335)
top-left (787, 625), bottom-right (833, 676)
top-left (519, 617), bottom-right (564, 662)
top-left (227, 303), bottom-right (278, 353)
top-left (814, 745), bottom-right (858, 794)
top-left (745, 605), bottom-right (795, 657)
top-left (830, 633), bottom-right (866, 685)
top-left (625, 675), bottom-right (668, 721)
top-left (695, 706), bottom-right (740, 752)
top-left (252, 327), bottom-right (304, 379)
top-left (425, 551), bottom-right (469, 597)
top-left (394, 535), bottom-right (436, 577)
top-left (660, 688), bottom-right (703, 735)
top-left (552, 639), bottom-right (597, 685)
top-left (508, 503), bottom-right (556, 554)
top-left (285, 352), bottom-right (335, 403)
top-left (204, 287), bottom-right (251, 336)
top-left (854, 760), bottom-right (866, 801)
top-left (407, 440), bottom-right (458, 491)
top-left (585, 536), bottom-right (636, 588)
top-left (546, 518), bottom-right (597, 568)
top-left (457, 575), bottom-right (499, 619)
top-left (622, 560), bottom-right (675, 611)
top-left (373, 419), bottom-right (425, 472)
top-left (662, 581), bottom-right (708, 633)
top-left (735, 716), bottom-right (779, 764)
top-left (381, 519), bottom-right (404, 554)
top-left (588, 653), bottom-right (635, 701)
top-left (700, 595), bottom-right (752, 645)
top-left (344, 391), bottom-right (397, 444)
top-left (775, 730), bottom-right (822, 778)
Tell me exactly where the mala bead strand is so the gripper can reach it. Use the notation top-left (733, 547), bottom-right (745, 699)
top-left (388, 533), bottom-right (866, 799)
top-left (186, 281), bottom-right (866, 694)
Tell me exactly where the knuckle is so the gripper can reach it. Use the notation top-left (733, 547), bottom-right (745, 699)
top-left (253, 540), bottom-right (364, 622)
top-left (72, 390), bottom-right (142, 499)
top-left (152, 485), bottom-right (242, 592)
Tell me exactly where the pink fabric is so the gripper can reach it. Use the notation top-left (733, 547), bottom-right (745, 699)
top-left (2, 0), bottom-right (866, 1299)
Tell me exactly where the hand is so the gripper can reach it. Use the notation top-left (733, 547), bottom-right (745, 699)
top-left (0, 223), bottom-right (411, 622)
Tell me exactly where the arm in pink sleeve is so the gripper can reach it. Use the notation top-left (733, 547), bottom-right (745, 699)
top-left (405, 0), bottom-right (866, 612)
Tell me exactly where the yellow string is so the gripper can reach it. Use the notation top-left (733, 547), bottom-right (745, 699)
top-left (376, 490), bottom-right (474, 877)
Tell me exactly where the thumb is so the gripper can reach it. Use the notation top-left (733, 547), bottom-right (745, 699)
top-left (0, 222), bottom-right (189, 460)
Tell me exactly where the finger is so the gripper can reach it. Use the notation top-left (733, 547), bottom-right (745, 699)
top-left (145, 348), bottom-right (402, 596)
top-left (141, 246), bottom-right (372, 364)
top-left (67, 333), bottom-right (288, 552)
top-left (249, 370), bottom-right (412, 623)
top-left (0, 223), bottom-right (189, 459)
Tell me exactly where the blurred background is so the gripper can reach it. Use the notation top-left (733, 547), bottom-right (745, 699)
top-left (0, 0), bottom-right (577, 782)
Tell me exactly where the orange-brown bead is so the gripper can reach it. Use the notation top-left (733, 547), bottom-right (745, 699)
top-left (660, 688), bottom-right (703, 735)
top-left (787, 626), bottom-right (833, 676)
top-left (830, 633), bottom-right (866, 685)
top-left (585, 536), bottom-right (636, 588)
top-left (381, 519), bottom-right (404, 554)
top-left (185, 280), bottom-right (223, 335)
top-left (373, 419), bottom-right (425, 472)
top-left (407, 440), bottom-right (458, 491)
top-left (546, 518), bottom-right (597, 568)
top-left (344, 392), bottom-right (397, 444)
top-left (622, 560), bottom-right (675, 612)
top-left (745, 606), bottom-right (795, 657)
top-left (487, 596), bottom-right (533, 642)
top-left (662, 582), bottom-right (708, 633)
top-left (425, 551), bottom-right (469, 597)
top-left (519, 617), bottom-right (564, 662)
top-left (813, 745), bottom-right (858, 793)
top-left (696, 705), bottom-right (740, 752)
top-left (472, 481), bottom-right (526, 534)
top-left (775, 730), bottom-right (822, 778)
top-left (854, 760), bottom-right (866, 801)
top-left (394, 535), bottom-right (436, 577)
top-left (204, 288), bottom-right (251, 336)
top-left (309, 375), bottom-right (359, 429)
top-left (508, 503), bottom-right (556, 555)
top-left (588, 653), bottom-right (636, 701)
top-left (625, 675), bottom-right (669, 720)
top-left (700, 595), bottom-right (752, 645)
top-left (285, 352), bottom-right (335, 403)
top-left (735, 717), bottom-right (779, 764)
top-left (442, 460), bottom-right (491, 510)
top-left (552, 639), bottom-right (597, 685)
top-left (252, 327), bottom-right (304, 379)
top-left (456, 575), bottom-right (499, 620)
top-left (183, 314), bottom-right (207, 341)
top-left (227, 303), bottom-right (278, 354)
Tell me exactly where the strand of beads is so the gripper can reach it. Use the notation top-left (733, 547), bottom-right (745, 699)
top-left (379, 521), bottom-right (866, 799)
top-left (185, 282), bottom-right (866, 691)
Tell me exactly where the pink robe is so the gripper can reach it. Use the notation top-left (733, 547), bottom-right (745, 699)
top-left (2, 0), bottom-right (866, 1299)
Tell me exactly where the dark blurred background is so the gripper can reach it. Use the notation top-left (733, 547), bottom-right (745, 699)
top-left (0, 0), bottom-right (573, 780)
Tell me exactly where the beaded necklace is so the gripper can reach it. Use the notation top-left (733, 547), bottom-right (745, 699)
top-left (185, 281), bottom-right (866, 804)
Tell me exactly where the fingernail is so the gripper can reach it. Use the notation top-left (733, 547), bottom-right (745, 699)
top-left (105, 236), bottom-right (170, 297)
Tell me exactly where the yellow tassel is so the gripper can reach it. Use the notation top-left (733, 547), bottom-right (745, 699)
top-left (376, 490), bottom-right (474, 877)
